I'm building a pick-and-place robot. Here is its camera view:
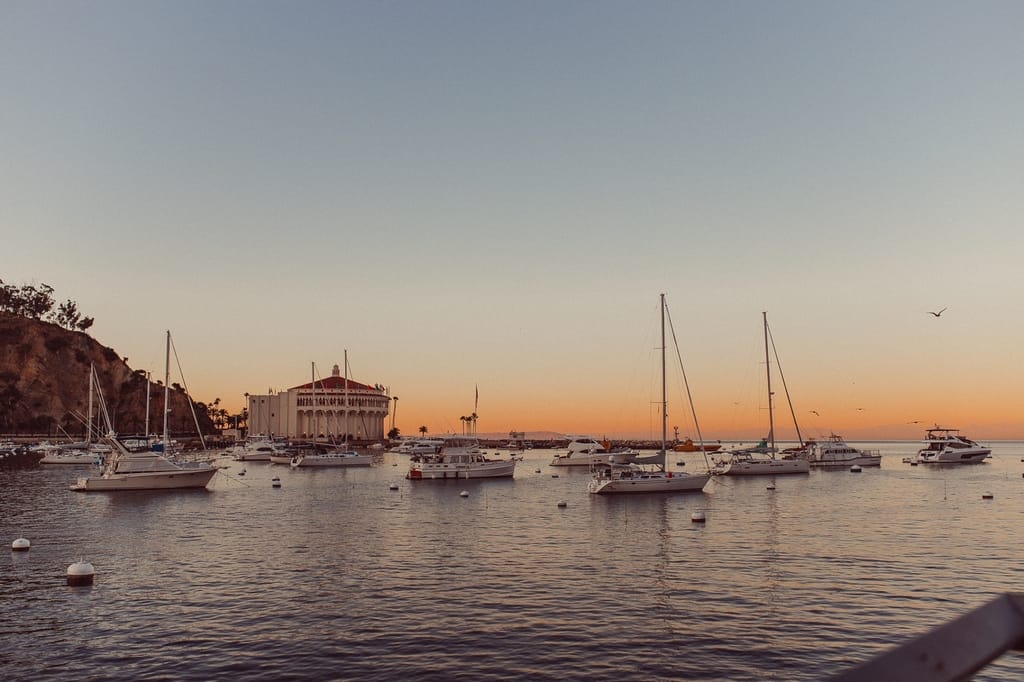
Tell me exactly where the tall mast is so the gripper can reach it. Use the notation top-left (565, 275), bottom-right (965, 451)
top-left (763, 312), bottom-right (774, 453)
top-left (343, 349), bottom-right (349, 446)
top-left (312, 362), bottom-right (317, 444)
top-left (163, 330), bottom-right (170, 448)
top-left (660, 293), bottom-right (667, 467)
top-left (144, 371), bottom-right (151, 440)
top-left (87, 364), bottom-right (94, 444)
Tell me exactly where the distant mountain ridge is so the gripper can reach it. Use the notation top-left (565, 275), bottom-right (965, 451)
top-left (0, 312), bottom-right (213, 436)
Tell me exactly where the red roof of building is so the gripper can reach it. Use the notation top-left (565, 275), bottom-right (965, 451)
top-left (292, 376), bottom-right (381, 392)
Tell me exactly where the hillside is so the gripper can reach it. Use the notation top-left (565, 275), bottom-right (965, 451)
top-left (0, 313), bottom-right (213, 436)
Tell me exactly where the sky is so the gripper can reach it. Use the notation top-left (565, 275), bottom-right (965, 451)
top-left (2, 1), bottom-right (1023, 441)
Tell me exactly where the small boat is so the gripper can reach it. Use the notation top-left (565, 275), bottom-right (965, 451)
top-left (229, 437), bottom-right (289, 462)
top-left (672, 437), bottom-right (721, 453)
top-left (804, 434), bottom-right (882, 468)
top-left (38, 447), bottom-right (106, 466)
top-left (915, 426), bottom-right (990, 464)
top-left (291, 449), bottom-right (373, 467)
top-left (550, 436), bottom-right (638, 467)
top-left (407, 436), bottom-right (515, 480)
top-left (588, 295), bottom-right (711, 495)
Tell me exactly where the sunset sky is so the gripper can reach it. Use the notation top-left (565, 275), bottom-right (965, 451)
top-left (3, 1), bottom-right (1022, 440)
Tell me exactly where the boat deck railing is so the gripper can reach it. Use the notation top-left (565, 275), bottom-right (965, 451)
top-left (834, 592), bottom-right (1024, 681)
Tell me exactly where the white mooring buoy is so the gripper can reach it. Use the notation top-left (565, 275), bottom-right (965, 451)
top-left (557, 500), bottom-right (568, 508)
top-left (67, 561), bottom-right (95, 586)
top-left (238, 468), bottom-right (247, 476)
top-left (534, 468), bottom-right (541, 474)
top-left (11, 538), bottom-right (30, 552)
top-left (460, 490), bottom-right (469, 497)
top-left (982, 492), bottom-right (994, 500)
top-left (389, 483), bottom-right (399, 491)
top-left (551, 474), bottom-right (559, 478)
top-left (766, 484), bottom-right (776, 491)
top-left (850, 465), bottom-right (862, 473)
top-left (691, 511), bottom-right (706, 523)
top-left (271, 476), bottom-right (281, 488)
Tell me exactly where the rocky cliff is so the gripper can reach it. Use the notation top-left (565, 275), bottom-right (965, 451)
top-left (0, 313), bottom-right (213, 436)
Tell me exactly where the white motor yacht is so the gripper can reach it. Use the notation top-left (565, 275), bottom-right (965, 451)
top-left (407, 436), bottom-right (515, 480)
top-left (291, 449), bottom-right (373, 467)
top-left (550, 435), bottom-right (638, 467)
top-left (805, 434), bottom-right (882, 468)
top-left (915, 427), bottom-right (990, 464)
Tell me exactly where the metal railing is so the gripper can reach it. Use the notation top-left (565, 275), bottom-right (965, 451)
top-left (834, 593), bottom-right (1024, 681)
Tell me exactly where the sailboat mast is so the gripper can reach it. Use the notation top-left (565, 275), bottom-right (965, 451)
top-left (763, 311), bottom-right (774, 452)
top-left (87, 364), bottom-right (94, 444)
top-left (312, 362), bottom-right (317, 444)
top-left (343, 349), bottom-right (349, 446)
top-left (660, 294), bottom-right (668, 460)
top-left (163, 330), bottom-right (170, 449)
top-left (144, 371), bottom-right (151, 440)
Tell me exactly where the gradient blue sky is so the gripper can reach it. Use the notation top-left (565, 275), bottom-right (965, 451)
top-left (3, 1), bottom-right (1022, 439)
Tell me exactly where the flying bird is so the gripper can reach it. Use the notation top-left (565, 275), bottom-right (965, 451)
top-left (809, 410), bottom-right (820, 416)
top-left (928, 307), bottom-right (947, 317)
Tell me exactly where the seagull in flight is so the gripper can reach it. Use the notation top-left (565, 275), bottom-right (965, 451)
top-left (928, 307), bottom-right (947, 317)
top-left (809, 410), bottom-right (820, 416)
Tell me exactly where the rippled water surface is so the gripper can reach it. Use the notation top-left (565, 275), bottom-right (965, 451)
top-left (4, 442), bottom-right (1024, 680)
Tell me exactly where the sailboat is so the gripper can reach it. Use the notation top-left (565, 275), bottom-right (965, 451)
top-left (713, 312), bottom-right (809, 476)
top-left (291, 353), bottom-right (373, 468)
top-left (588, 294), bottom-right (711, 494)
top-left (39, 365), bottom-right (110, 465)
top-left (69, 331), bottom-right (217, 491)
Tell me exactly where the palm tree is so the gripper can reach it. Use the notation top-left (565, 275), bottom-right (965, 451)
top-left (419, 425), bottom-right (428, 437)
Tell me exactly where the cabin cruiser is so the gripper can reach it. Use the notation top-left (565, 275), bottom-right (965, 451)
top-left (407, 436), bottom-right (515, 479)
top-left (550, 435), bottom-right (638, 467)
top-left (229, 437), bottom-right (290, 461)
top-left (802, 434), bottom-right (882, 468)
top-left (915, 427), bottom-right (990, 464)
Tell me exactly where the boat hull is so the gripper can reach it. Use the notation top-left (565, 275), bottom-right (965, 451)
top-left (716, 458), bottom-right (810, 475)
top-left (549, 452), bottom-right (635, 467)
top-left (589, 472), bottom-right (709, 494)
top-left (917, 450), bottom-right (990, 464)
top-left (291, 454), bottom-right (373, 467)
top-left (407, 461), bottom-right (516, 479)
top-left (70, 467), bottom-right (216, 491)
top-left (809, 455), bottom-right (882, 468)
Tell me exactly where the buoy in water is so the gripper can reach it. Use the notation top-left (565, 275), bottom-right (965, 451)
top-left (850, 465), bottom-right (862, 473)
top-left (67, 561), bottom-right (95, 586)
top-left (459, 490), bottom-right (469, 497)
top-left (534, 468), bottom-right (541, 474)
top-left (767, 484), bottom-right (776, 491)
top-left (551, 474), bottom-right (559, 478)
top-left (677, 461), bottom-right (685, 467)
top-left (982, 492), bottom-right (994, 500)
top-left (11, 538), bottom-right (30, 552)
top-left (691, 511), bottom-right (706, 523)
top-left (389, 483), bottom-right (399, 491)
top-left (238, 468), bottom-right (246, 476)
top-left (910, 461), bottom-right (918, 466)
top-left (271, 476), bottom-right (281, 488)
top-left (556, 500), bottom-right (567, 508)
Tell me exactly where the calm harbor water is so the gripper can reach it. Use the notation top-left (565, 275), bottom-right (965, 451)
top-left (3, 441), bottom-right (1024, 680)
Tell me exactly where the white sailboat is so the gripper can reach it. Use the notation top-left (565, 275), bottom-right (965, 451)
top-left (70, 331), bottom-right (217, 491)
top-left (291, 353), bottom-right (373, 468)
top-left (713, 312), bottom-right (809, 476)
top-left (588, 294), bottom-right (711, 494)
